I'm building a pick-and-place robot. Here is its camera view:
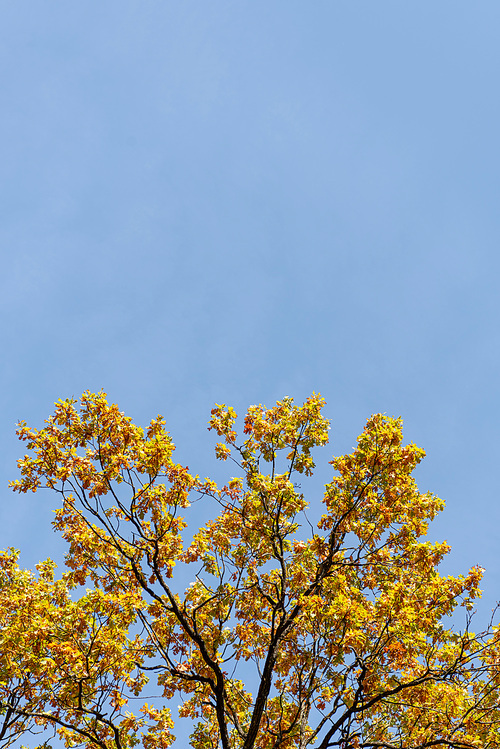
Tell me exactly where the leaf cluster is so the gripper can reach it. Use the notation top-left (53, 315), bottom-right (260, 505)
top-left (3, 391), bottom-right (500, 749)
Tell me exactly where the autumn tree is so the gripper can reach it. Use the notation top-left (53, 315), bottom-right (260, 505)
top-left (3, 391), bottom-right (500, 749)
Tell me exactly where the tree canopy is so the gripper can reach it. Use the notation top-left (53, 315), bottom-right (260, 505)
top-left (3, 391), bottom-right (500, 749)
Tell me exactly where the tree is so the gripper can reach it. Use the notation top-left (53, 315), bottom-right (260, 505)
top-left (3, 391), bottom-right (500, 749)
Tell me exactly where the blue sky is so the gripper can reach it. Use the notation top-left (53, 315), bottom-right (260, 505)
top-left (2, 1), bottom-right (500, 743)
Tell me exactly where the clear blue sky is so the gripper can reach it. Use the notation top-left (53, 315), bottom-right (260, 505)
top-left (2, 1), bottom-right (500, 744)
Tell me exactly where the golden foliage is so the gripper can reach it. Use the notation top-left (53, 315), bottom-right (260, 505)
top-left (2, 391), bottom-right (499, 749)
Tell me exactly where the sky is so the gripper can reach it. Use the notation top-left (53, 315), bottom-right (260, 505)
top-left (1, 1), bottom-right (500, 745)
